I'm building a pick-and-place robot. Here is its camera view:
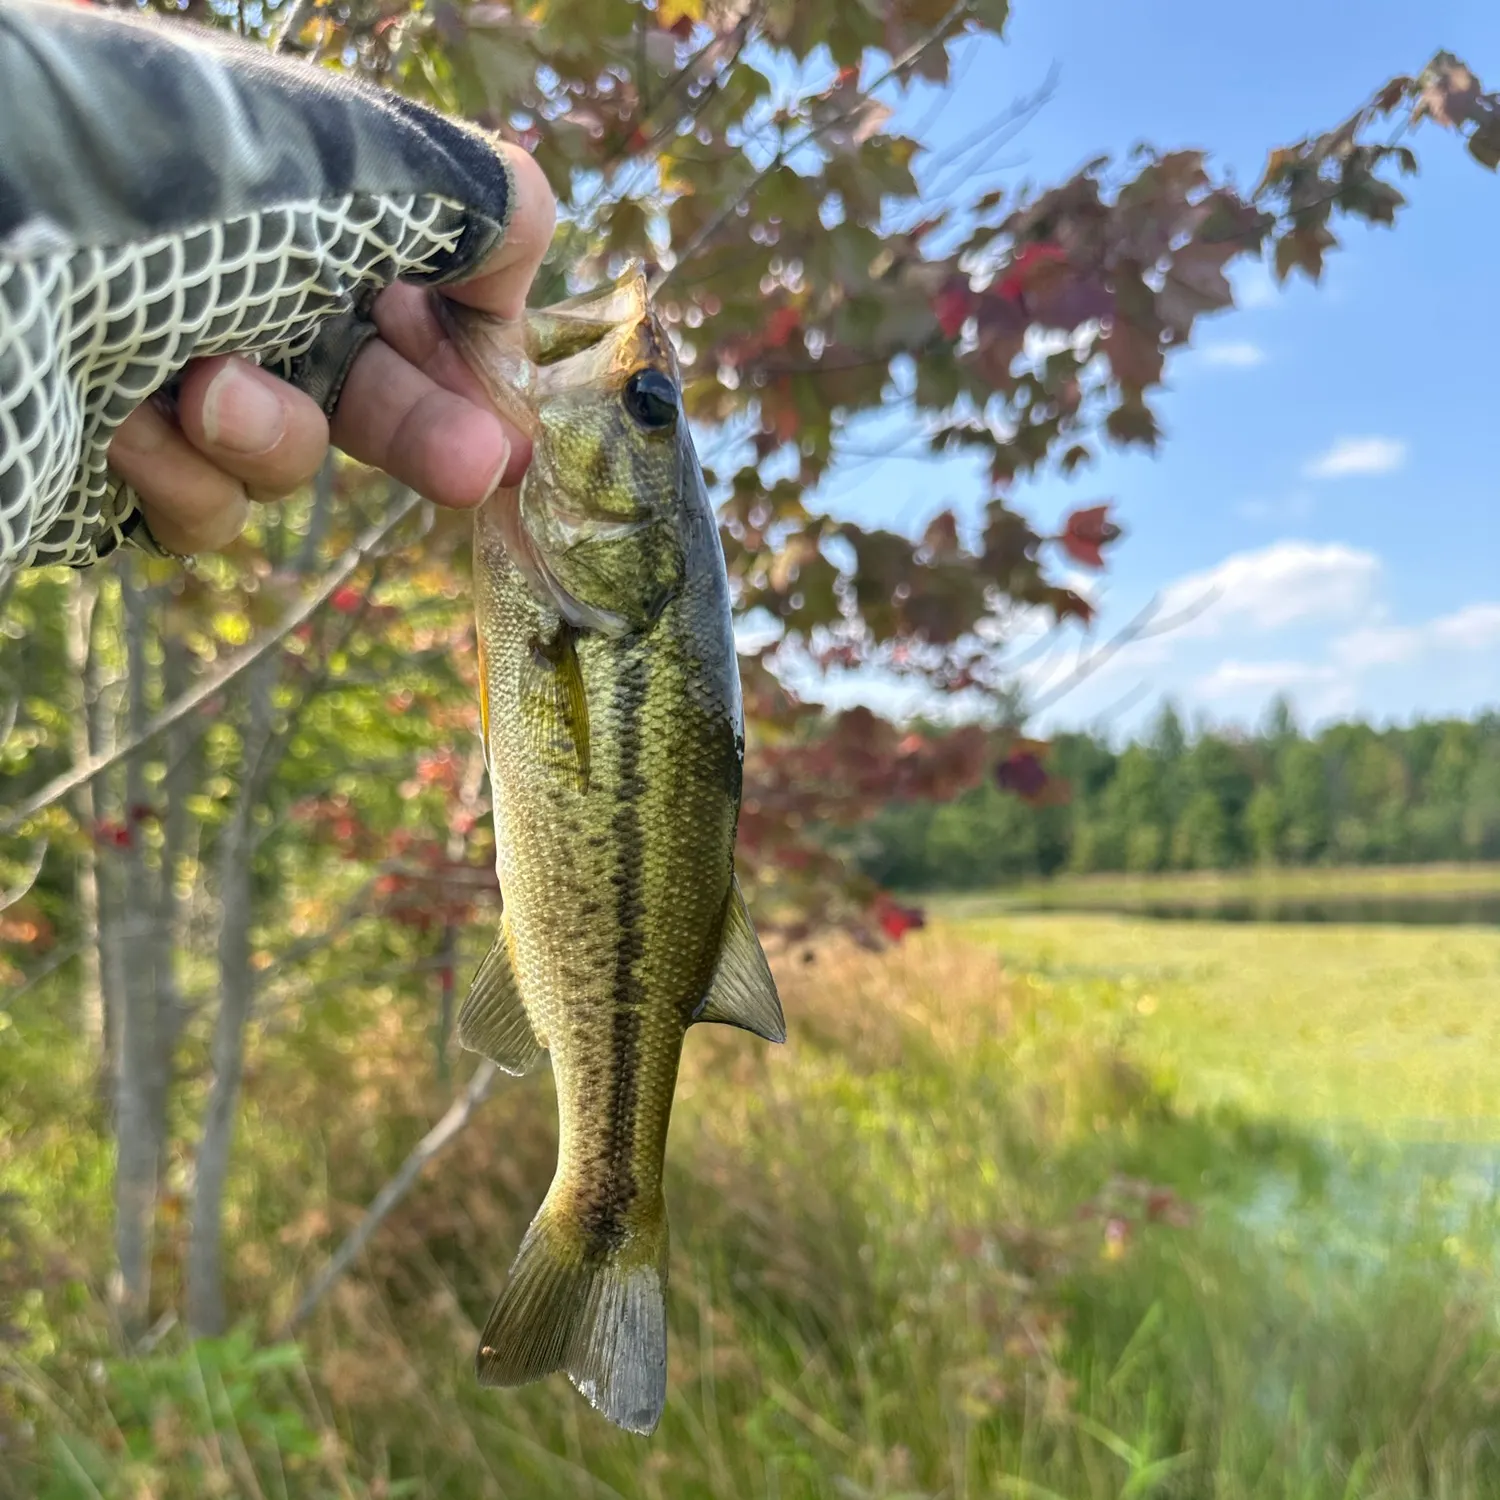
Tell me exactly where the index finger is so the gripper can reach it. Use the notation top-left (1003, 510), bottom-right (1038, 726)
top-left (447, 142), bottom-right (557, 320)
top-left (363, 142), bottom-right (555, 427)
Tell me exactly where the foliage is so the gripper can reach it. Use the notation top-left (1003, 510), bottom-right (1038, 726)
top-left (8, 918), bottom-right (1500, 1496)
top-left (103, 0), bottom-right (1499, 792)
top-left (35, 1332), bottom-right (336, 1500)
top-left (858, 700), bottom-right (1500, 889)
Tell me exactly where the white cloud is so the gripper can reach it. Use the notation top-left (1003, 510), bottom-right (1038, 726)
top-left (1199, 340), bottom-right (1266, 368)
top-left (1333, 625), bottom-right (1419, 669)
top-left (1232, 261), bottom-right (1278, 309)
top-left (1304, 435), bottom-right (1408, 479)
top-left (1196, 660), bottom-right (1339, 698)
top-left (1335, 602), bottom-right (1500, 669)
top-left (1433, 603), bottom-right (1500, 650)
top-left (1160, 540), bottom-right (1381, 637)
top-left (1192, 660), bottom-right (1356, 722)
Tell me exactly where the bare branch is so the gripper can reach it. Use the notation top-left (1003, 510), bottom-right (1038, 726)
top-left (0, 491), bottom-right (425, 837)
top-left (1023, 586), bottom-right (1216, 717)
top-left (654, 1), bottom-right (969, 295)
top-left (271, 0), bottom-right (315, 54)
top-left (2, 941), bottom-right (82, 1006)
top-left (0, 840), bottom-right (48, 913)
top-left (282, 1060), bottom-right (500, 1334)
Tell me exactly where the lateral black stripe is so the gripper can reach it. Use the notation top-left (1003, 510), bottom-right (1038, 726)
top-left (579, 646), bottom-right (649, 1249)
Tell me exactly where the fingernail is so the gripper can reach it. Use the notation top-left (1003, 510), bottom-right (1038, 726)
top-left (201, 365), bottom-right (286, 455)
top-left (481, 437), bottom-right (513, 499)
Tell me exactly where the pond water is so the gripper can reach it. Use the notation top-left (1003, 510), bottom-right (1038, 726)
top-left (1024, 893), bottom-right (1500, 927)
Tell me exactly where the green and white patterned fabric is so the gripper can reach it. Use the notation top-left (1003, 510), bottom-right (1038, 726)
top-left (0, 0), bottom-right (516, 569)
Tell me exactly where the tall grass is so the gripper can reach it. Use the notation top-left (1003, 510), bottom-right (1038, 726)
top-left (5, 920), bottom-right (1500, 1497)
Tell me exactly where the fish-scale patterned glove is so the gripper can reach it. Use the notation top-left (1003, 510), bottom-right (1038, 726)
top-left (0, 0), bottom-right (516, 571)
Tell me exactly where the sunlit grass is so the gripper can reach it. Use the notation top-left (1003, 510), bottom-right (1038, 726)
top-left (956, 911), bottom-right (1500, 1136)
top-left (6, 911), bottom-right (1500, 1496)
top-left (971, 861), bottom-right (1500, 909)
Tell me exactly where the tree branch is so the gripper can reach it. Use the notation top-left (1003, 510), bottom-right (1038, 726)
top-left (281, 1059), bottom-right (499, 1334)
top-left (1023, 587), bottom-right (1215, 716)
top-left (0, 840), bottom-right (48, 913)
top-left (653, 1), bottom-right (969, 295)
top-left (0, 491), bottom-right (425, 837)
top-left (271, 0), bottom-right (315, 54)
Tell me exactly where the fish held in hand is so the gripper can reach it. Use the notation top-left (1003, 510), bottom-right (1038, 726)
top-left (441, 268), bottom-right (785, 1437)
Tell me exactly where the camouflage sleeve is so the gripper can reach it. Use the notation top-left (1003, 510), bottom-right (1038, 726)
top-left (0, 0), bottom-right (518, 571)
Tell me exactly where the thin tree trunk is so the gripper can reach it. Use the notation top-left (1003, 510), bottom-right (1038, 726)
top-left (184, 650), bottom-right (278, 1336)
top-left (87, 584), bottom-right (127, 1102)
top-left (65, 574), bottom-right (105, 1068)
top-left (150, 628), bottom-right (195, 1142)
top-left (111, 567), bottom-right (162, 1338)
top-left (186, 486), bottom-right (413, 1333)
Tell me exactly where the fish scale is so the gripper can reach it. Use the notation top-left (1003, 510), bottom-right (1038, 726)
top-left (446, 267), bottom-right (784, 1435)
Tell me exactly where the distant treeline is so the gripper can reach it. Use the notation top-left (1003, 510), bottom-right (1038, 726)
top-left (854, 700), bottom-right (1500, 891)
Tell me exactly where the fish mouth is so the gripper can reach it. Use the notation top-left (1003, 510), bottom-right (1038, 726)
top-left (494, 489), bottom-right (633, 639)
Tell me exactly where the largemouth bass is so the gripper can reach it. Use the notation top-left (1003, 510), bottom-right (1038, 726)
top-left (440, 268), bottom-right (785, 1436)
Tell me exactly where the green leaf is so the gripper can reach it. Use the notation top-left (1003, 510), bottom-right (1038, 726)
top-left (1467, 123), bottom-right (1500, 169)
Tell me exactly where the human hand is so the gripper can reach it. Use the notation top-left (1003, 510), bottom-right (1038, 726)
top-left (105, 143), bottom-right (556, 558)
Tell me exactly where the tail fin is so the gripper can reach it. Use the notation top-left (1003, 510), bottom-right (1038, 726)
top-left (476, 1196), bottom-right (669, 1435)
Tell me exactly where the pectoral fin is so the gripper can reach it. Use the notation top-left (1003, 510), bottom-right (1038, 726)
top-left (520, 628), bottom-right (591, 793)
top-left (692, 877), bottom-right (786, 1044)
top-left (459, 926), bottom-right (545, 1075)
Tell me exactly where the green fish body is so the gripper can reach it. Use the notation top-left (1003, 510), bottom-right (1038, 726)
top-left (442, 270), bottom-right (784, 1436)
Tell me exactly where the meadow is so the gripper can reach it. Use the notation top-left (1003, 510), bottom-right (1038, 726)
top-left (990, 864), bottom-right (1500, 911)
top-left (5, 903), bottom-right (1500, 1498)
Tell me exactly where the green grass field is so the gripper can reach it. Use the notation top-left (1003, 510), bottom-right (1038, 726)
top-left (984, 862), bottom-right (1500, 910)
top-left (952, 907), bottom-right (1500, 1135)
top-left (6, 905), bottom-right (1500, 1498)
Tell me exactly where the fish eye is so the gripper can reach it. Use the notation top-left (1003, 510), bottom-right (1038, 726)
top-left (623, 368), bottom-right (679, 432)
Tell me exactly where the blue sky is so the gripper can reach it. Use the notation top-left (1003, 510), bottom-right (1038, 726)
top-left (794, 0), bottom-right (1500, 738)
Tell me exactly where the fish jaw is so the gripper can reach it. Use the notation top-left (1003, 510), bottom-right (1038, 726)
top-left (443, 266), bottom-right (690, 636)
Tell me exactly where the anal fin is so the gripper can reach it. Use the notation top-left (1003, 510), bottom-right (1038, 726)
top-left (459, 926), bottom-right (545, 1075)
top-left (692, 877), bottom-right (786, 1044)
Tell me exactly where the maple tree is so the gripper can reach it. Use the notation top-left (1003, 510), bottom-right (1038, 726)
top-left (2, 0), bottom-right (1499, 1339)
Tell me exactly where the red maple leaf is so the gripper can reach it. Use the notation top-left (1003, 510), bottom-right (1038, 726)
top-left (995, 242), bottom-right (1068, 303)
top-left (330, 586), bottom-right (363, 614)
top-left (763, 305), bottom-right (801, 348)
top-left (872, 893), bottom-right (926, 942)
top-left (1059, 504), bottom-right (1122, 569)
top-left (995, 749), bottom-right (1049, 802)
top-left (932, 277), bottom-right (974, 339)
